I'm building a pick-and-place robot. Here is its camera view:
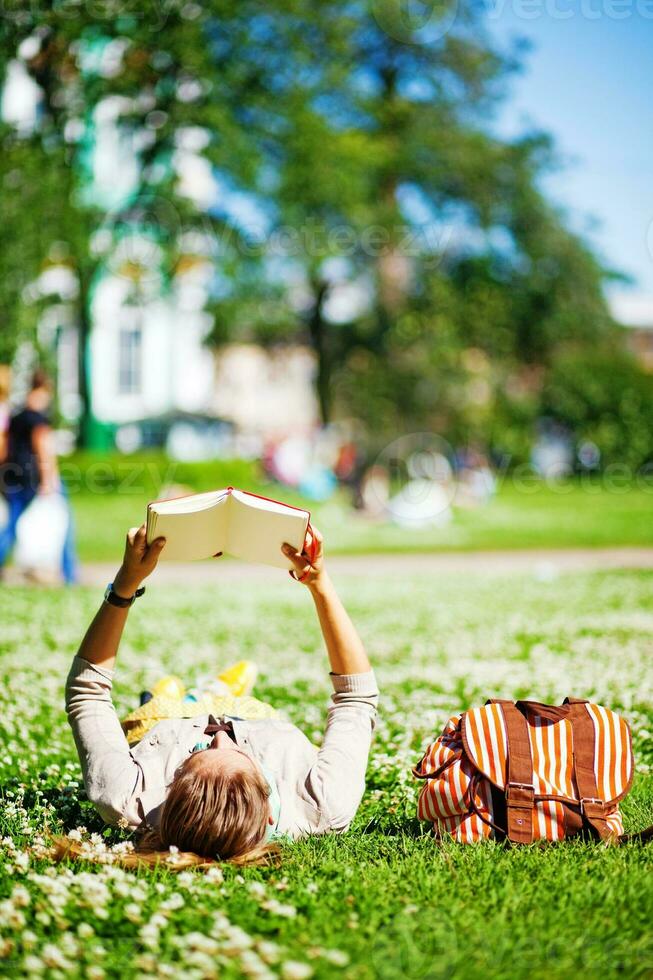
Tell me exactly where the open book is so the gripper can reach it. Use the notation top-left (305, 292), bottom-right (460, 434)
top-left (146, 486), bottom-right (310, 569)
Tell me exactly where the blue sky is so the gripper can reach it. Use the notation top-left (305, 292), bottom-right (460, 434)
top-left (486, 9), bottom-right (653, 323)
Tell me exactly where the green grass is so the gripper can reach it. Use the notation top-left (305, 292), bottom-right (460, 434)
top-left (53, 452), bottom-right (653, 561)
top-left (1, 568), bottom-right (652, 978)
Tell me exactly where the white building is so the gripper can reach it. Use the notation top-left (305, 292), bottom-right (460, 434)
top-left (2, 37), bottom-right (318, 452)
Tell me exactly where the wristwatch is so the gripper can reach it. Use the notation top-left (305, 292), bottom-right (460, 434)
top-left (104, 582), bottom-right (146, 608)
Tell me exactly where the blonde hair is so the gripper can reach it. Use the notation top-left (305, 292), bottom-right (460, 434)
top-left (44, 755), bottom-right (280, 872)
top-left (46, 835), bottom-right (279, 871)
top-left (159, 752), bottom-right (272, 859)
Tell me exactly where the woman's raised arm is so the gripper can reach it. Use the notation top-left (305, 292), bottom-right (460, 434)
top-left (283, 527), bottom-right (378, 833)
top-left (77, 525), bottom-right (165, 672)
top-left (282, 526), bottom-right (371, 675)
top-left (65, 526), bottom-right (165, 827)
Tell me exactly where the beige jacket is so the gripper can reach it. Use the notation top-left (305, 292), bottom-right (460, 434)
top-left (65, 656), bottom-right (379, 838)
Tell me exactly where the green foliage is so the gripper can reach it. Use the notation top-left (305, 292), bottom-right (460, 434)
top-left (198, 2), bottom-right (617, 439)
top-left (0, 570), bottom-right (652, 977)
top-left (541, 345), bottom-right (653, 470)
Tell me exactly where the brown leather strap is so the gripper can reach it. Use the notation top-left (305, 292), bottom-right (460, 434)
top-left (497, 702), bottom-right (534, 844)
top-left (565, 701), bottom-right (614, 842)
top-left (619, 825), bottom-right (653, 844)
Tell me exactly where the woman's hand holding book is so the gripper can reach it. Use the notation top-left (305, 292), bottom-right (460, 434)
top-left (282, 524), bottom-right (324, 588)
top-left (115, 524), bottom-right (166, 597)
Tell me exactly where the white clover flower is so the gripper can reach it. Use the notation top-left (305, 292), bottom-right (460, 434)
top-left (138, 926), bottom-right (161, 951)
top-left (135, 954), bottom-right (157, 971)
top-left (41, 944), bottom-right (70, 969)
top-left (175, 932), bottom-right (219, 955)
top-left (256, 940), bottom-right (281, 965)
top-left (261, 899), bottom-right (297, 918)
top-left (161, 892), bottom-right (184, 911)
top-left (322, 949), bottom-right (350, 967)
top-left (280, 961), bottom-right (313, 980)
top-left (247, 881), bottom-right (266, 900)
top-left (13, 851), bottom-right (29, 872)
top-left (182, 950), bottom-right (218, 977)
top-left (124, 903), bottom-right (142, 923)
top-left (1, 906), bottom-right (26, 930)
top-left (204, 866), bottom-right (224, 884)
top-left (221, 926), bottom-right (254, 955)
top-left (22, 954), bottom-right (44, 975)
top-left (239, 949), bottom-right (275, 980)
top-left (156, 965), bottom-right (176, 977)
top-left (176, 872), bottom-right (197, 888)
top-left (0, 938), bottom-right (14, 958)
top-left (10, 884), bottom-right (30, 907)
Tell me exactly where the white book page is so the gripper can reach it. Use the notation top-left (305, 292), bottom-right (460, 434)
top-left (150, 489), bottom-right (226, 514)
top-left (147, 492), bottom-right (229, 560)
top-left (227, 490), bottom-right (309, 569)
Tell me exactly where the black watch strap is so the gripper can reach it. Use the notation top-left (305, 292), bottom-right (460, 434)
top-left (104, 582), bottom-right (146, 608)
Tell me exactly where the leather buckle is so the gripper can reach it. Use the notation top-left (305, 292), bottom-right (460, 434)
top-left (580, 797), bottom-right (604, 816)
top-left (506, 782), bottom-right (535, 808)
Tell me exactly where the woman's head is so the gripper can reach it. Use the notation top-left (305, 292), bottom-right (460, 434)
top-left (45, 735), bottom-right (280, 873)
top-left (159, 743), bottom-right (273, 861)
top-left (27, 368), bottom-right (52, 411)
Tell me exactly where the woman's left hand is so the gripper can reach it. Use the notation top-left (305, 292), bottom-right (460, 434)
top-left (114, 524), bottom-right (166, 596)
top-left (282, 524), bottom-right (324, 586)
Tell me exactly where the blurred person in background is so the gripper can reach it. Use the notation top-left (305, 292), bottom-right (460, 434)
top-left (0, 368), bottom-right (77, 584)
top-left (0, 367), bottom-right (12, 537)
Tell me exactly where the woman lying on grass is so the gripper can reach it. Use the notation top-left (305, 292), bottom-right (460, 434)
top-left (63, 524), bottom-right (378, 868)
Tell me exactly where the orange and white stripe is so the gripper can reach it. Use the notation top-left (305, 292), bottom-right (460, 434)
top-left (585, 703), bottom-right (633, 802)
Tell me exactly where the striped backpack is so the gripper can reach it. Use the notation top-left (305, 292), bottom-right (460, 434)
top-left (413, 698), bottom-right (647, 844)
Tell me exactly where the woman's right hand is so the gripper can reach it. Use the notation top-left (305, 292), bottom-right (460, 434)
top-left (115, 524), bottom-right (166, 596)
top-left (282, 524), bottom-right (324, 587)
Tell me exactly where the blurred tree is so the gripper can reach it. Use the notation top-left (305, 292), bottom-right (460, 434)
top-left (204, 0), bottom-right (619, 452)
top-left (540, 345), bottom-right (653, 471)
top-left (0, 128), bottom-right (60, 363)
top-left (0, 0), bottom-right (627, 462)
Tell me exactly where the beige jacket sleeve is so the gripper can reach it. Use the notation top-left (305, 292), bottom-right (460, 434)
top-left (304, 669), bottom-right (379, 833)
top-left (65, 655), bottom-right (144, 827)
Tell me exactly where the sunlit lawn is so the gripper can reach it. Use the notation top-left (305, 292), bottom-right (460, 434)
top-left (1, 568), bottom-right (652, 978)
top-left (54, 452), bottom-right (653, 561)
